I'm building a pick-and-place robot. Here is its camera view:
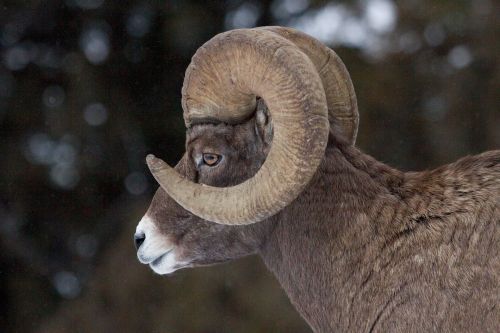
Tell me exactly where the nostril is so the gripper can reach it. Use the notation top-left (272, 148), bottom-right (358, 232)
top-left (134, 232), bottom-right (145, 250)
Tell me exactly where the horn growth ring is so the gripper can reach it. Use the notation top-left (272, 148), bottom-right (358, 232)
top-left (148, 28), bottom-right (357, 225)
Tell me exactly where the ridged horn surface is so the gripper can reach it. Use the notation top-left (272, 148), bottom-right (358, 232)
top-left (148, 28), bottom-right (329, 224)
top-left (257, 26), bottom-right (359, 145)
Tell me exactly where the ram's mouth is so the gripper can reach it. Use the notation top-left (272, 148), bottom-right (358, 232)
top-left (150, 249), bottom-right (173, 266)
top-left (147, 249), bottom-right (191, 275)
top-left (137, 247), bottom-right (172, 264)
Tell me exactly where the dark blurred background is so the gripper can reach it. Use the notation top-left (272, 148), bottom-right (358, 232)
top-left (0, 0), bottom-right (498, 332)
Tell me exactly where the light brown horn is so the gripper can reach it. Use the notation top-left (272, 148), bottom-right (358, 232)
top-left (147, 28), bottom-right (329, 225)
top-left (257, 26), bottom-right (359, 145)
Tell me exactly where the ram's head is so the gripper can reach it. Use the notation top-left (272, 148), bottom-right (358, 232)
top-left (135, 27), bottom-right (358, 274)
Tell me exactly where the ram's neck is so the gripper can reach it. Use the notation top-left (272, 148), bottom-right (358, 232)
top-left (258, 138), bottom-right (406, 332)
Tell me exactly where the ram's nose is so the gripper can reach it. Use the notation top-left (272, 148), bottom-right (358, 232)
top-left (134, 232), bottom-right (146, 250)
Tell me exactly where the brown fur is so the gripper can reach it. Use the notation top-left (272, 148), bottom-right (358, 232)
top-left (144, 110), bottom-right (500, 332)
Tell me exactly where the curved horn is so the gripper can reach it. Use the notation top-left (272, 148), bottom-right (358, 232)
top-left (257, 26), bottom-right (359, 145)
top-left (148, 28), bottom-right (329, 225)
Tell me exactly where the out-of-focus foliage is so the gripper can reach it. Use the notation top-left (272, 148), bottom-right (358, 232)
top-left (0, 0), bottom-right (498, 332)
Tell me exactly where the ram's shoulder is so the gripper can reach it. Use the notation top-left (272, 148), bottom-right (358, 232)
top-left (402, 150), bottom-right (500, 193)
top-left (450, 150), bottom-right (500, 173)
top-left (446, 150), bottom-right (500, 193)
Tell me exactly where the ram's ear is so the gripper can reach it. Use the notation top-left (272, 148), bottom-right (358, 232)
top-left (255, 98), bottom-right (273, 147)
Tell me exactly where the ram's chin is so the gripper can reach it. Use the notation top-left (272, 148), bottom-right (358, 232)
top-left (149, 263), bottom-right (178, 275)
top-left (148, 252), bottom-right (189, 275)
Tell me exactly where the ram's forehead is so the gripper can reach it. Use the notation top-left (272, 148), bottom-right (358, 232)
top-left (186, 120), bottom-right (259, 148)
top-left (186, 123), bottom-right (233, 143)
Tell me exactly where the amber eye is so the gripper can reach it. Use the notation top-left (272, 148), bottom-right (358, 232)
top-left (202, 153), bottom-right (221, 166)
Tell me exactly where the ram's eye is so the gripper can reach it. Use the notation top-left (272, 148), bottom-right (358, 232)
top-left (202, 153), bottom-right (221, 166)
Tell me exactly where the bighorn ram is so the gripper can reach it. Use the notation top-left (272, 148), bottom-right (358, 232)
top-left (135, 27), bottom-right (499, 332)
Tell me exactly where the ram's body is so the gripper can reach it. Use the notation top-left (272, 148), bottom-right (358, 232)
top-left (135, 27), bottom-right (500, 332)
top-left (255, 134), bottom-right (500, 331)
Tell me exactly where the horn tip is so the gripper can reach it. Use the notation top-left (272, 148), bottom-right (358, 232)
top-left (146, 154), bottom-right (164, 171)
top-left (146, 154), bottom-right (156, 163)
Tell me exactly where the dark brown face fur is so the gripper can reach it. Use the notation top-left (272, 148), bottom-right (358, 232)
top-left (137, 106), bottom-right (274, 273)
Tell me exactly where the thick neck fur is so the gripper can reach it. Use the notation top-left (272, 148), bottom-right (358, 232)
top-left (258, 136), bottom-right (499, 332)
